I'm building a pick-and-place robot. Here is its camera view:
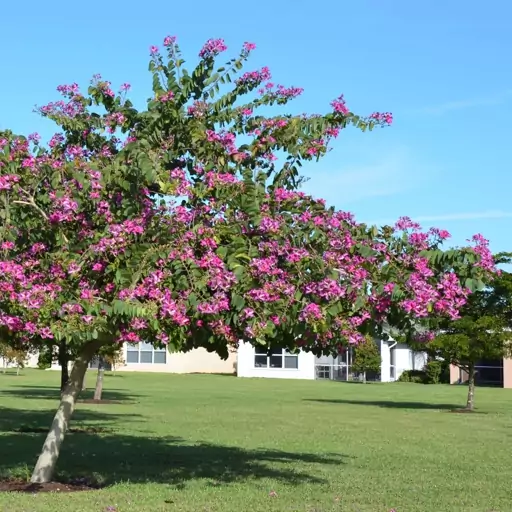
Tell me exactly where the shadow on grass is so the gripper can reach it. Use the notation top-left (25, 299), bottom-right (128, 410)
top-left (0, 406), bottom-right (142, 434)
top-left (0, 385), bottom-right (142, 403)
top-left (188, 372), bottom-right (236, 377)
top-left (304, 398), bottom-right (462, 410)
top-left (0, 407), bottom-right (346, 487)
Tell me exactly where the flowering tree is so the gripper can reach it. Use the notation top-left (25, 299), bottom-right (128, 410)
top-left (0, 36), bottom-right (495, 483)
top-left (414, 253), bottom-right (512, 410)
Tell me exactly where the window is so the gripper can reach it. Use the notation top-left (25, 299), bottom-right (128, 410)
top-left (126, 342), bottom-right (167, 364)
top-left (316, 365), bottom-right (331, 379)
top-left (254, 347), bottom-right (298, 369)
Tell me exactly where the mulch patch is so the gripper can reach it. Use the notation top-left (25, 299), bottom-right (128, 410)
top-left (79, 399), bottom-right (121, 405)
top-left (0, 477), bottom-right (103, 493)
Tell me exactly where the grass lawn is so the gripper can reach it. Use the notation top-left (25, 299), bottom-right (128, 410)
top-left (0, 370), bottom-right (511, 511)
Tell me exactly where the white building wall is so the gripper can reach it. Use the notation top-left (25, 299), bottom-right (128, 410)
top-left (412, 351), bottom-right (428, 371)
top-left (380, 340), bottom-right (391, 382)
top-left (0, 352), bottom-right (39, 369)
top-left (237, 342), bottom-right (316, 380)
top-left (392, 343), bottom-right (426, 380)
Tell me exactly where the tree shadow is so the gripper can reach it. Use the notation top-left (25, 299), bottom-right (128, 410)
top-left (0, 406), bottom-right (142, 434)
top-left (304, 398), bottom-right (461, 410)
top-left (188, 372), bottom-right (236, 377)
top-left (0, 407), bottom-right (347, 487)
top-left (0, 385), bottom-right (142, 403)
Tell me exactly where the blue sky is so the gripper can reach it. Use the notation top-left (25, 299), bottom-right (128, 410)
top-left (1, 0), bottom-right (511, 253)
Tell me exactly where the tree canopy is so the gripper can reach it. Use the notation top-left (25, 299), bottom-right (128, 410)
top-left (414, 253), bottom-right (512, 409)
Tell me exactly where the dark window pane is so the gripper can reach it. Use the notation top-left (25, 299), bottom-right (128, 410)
top-left (284, 356), bottom-right (298, 369)
top-left (140, 351), bottom-right (153, 363)
top-left (254, 355), bottom-right (267, 367)
top-left (269, 355), bottom-right (283, 368)
top-left (269, 347), bottom-right (283, 356)
top-left (126, 351), bottom-right (139, 363)
top-left (255, 346), bottom-right (267, 355)
top-left (154, 351), bottom-right (166, 364)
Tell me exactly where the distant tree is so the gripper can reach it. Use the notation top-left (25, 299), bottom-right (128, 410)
top-left (351, 337), bottom-right (381, 383)
top-left (0, 341), bottom-right (30, 375)
top-left (418, 253), bottom-right (512, 410)
top-left (103, 347), bottom-right (125, 375)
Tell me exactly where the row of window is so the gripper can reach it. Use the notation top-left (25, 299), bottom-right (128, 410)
top-left (126, 342), bottom-right (167, 364)
top-left (254, 347), bottom-right (298, 369)
top-left (124, 343), bottom-right (298, 370)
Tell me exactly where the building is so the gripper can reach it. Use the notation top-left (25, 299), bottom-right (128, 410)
top-left (3, 338), bottom-right (426, 383)
top-left (237, 338), bottom-right (426, 382)
top-left (49, 343), bottom-right (237, 375)
top-left (449, 359), bottom-right (512, 389)
top-left (2, 343), bottom-right (236, 375)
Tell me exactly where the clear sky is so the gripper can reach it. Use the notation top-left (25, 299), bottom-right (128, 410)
top-left (1, 0), bottom-right (511, 253)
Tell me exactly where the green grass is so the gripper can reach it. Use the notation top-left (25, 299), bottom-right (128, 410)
top-left (1, 370), bottom-right (512, 511)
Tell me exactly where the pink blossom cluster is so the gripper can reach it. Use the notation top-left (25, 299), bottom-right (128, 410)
top-left (260, 84), bottom-right (304, 100)
top-left (370, 111), bottom-right (393, 125)
top-left (0, 174), bottom-right (19, 190)
top-left (236, 67), bottom-right (272, 87)
top-left (163, 35), bottom-right (177, 47)
top-left (199, 38), bottom-right (227, 59)
top-left (331, 95), bottom-right (349, 114)
top-left (206, 130), bottom-right (237, 154)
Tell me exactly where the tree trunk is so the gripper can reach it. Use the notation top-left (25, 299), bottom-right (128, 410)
top-left (466, 365), bottom-right (476, 411)
top-left (363, 371), bottom-right (366, 384)
top-left (30, 344), bottom-right (97, 483)
top-left (60, 361), bottom-right (69, 393)
top-left (16, 365), bottom-right (20, 376)
top-left (81, 371), bottom-right (87, 391)
top-left (93, 357), bottom-right (105, 401)
top-left (58, 342), bottom-right (69, 393)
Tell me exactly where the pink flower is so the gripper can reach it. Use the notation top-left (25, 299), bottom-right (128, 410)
top-left (163, 35), bottom-right (177, 46)
top-left (199, 38), bottom-right (227, 59)
top-left (331, 94), bottom-right (349, 114)
top-left (243, 42), bottom-right (256, 52)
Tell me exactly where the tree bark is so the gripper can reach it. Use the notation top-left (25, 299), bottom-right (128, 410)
top-left (363, 371), bottom-right (366, 384)
top-left (60, 361), bottom-right (69, 393)
top-left (93, 357), bottom-right (105, 401)
top-left (30, 343), bottom-right (98, 483)
top-left (58, 341), bottom-right (70, 393)
top-left (466, 365), bottom-right (476, 411)
top-left (81, 371), bottom-right (87, 391)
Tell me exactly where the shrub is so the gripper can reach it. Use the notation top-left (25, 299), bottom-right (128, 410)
top-left (397, 370), bottom-right (426, 383)
top-left (425, 360), bottom-right (443, 384)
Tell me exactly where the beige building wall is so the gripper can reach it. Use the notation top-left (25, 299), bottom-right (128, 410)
top-left (449, 364), bottom-right (460, 384)
top-left (48, 345), bottom-right (237, 375)
top-left (118, 345), bottom-right (237, 374)
top-left (503, 358), bottom-right (512, 389)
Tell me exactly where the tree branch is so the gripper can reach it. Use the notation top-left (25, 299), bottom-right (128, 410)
top-left (12, 188), bottom-right (69, 244)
